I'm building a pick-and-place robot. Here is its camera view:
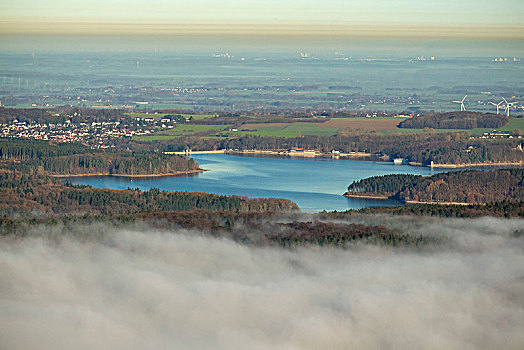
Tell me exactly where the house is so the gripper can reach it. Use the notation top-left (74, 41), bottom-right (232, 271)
top-left (393, 158), bottom-right (406, 165)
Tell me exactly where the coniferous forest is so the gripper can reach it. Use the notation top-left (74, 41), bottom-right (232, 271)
top-left (346, 169), bottom-right (524, 204)
top-left (0, 139), bottom-right (199, 175)
top-left (0, 168), bottom-right (298, 215)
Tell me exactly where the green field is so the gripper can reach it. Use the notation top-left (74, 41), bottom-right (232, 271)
top-left (239, 123), bottom-right (339, 137)
top-left (125, 112), bottom-right (218, 121)
top-left (134, 124), bottom-right (227, 141)
top-left (133, 117), bottom-right (524, 141)
top-left (184, 114), bottom-right (219, 120)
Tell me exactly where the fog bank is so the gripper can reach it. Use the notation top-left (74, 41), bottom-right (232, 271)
top-left (1, 218), bottom-right (523, 350)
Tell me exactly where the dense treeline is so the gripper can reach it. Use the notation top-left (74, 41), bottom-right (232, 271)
top-left (36, 153), bottom-right (199, 176)
top-left (0, 169), bottom-right (298, 216)
top-left (398, 112), bottom-right (507, 129)
top-left (345, 169), bottom-right (524, 204)
top-left (145, 132), bottom-right (524, 165)
top-left (268, 221), bottom-right (437, 248)
top-left (53, 107), bottom-right (129, 122)
top-left (0, 210), bottom-right (440, 249)
top-left (0, 107), bottom-right (130, 124)
top-left (355, 201), bottom-right (524, 218)
top-left (347, 174), bottom-right (424, 197)
top-left (400, 169), bottom-right (524, 203)
top-left (0, 138), bottom-right (89, 160)
top-left (0, 107), bottom-right (52, 123)
top-left (0, 139), bottom-right (199, 175)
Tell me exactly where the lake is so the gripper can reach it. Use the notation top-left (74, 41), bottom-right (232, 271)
top-left (69, 154), bottom-right (444, 212)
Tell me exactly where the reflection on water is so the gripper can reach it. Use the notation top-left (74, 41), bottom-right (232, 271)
top-left (70, 154), bottom-right (444, 213)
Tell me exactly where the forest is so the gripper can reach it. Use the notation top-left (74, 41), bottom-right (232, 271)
top-left (0, 169), bottom-right (298, 216)
top-left (346, 174), bottom-right (424, 197)
top-left (0, 139), bottom-right (199, 175)
top-left (354, 200), bottom-right (524, 218)
top-left (0, 209), bottom-right (441, 249)
top-left (345, 169), bottom-right (524, 204)
top-left (0, 106), bottom-right (130, 124)
top-left (398, 111), bottom-right (508, 129)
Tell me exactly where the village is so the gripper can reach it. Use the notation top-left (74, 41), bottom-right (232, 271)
top-left (0, 114), bottom-right (184, 148)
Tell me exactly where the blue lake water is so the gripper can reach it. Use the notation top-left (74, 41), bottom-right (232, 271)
top-left (70, 154), bottom-right (444, 212)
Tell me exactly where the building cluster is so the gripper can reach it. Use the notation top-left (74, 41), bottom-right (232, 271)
top-left (1, 119), bottom-right (154, 147)
top-left (156, 87), bottom-right (208, 94)
top-left (493, 57), bottom-right (520, 62)
top-left (479, 130), bottom-right (521, 139)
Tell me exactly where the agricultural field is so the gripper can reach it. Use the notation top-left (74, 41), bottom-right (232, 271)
top-left (239, 122), bottom-right (339, 137)
top-left (125, 112), bottom-right (217, 121)
top-left (133, 114), bottom-right (524, 141)
top-left (319, 117), bottom-right (408, 130)
top-left (186, 113), bottom-right (219, 120)
top-left (134, 124), bottom-right (226, 141)
top-left (465, 117), bottom-right (524, 135)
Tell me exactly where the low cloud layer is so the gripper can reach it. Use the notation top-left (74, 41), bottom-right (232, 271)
top-left (1, 218), bottom-right (524, 349)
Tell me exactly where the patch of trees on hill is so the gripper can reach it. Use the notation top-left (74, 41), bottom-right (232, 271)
top-left (0, 108), bottom-right (52, 123)
top-left (0, 139), bottom-right (199, 175)
top-left (0, 107), bottom-right (130, 124)
top-left (346, 174), bottom-right (424, 197)
top-left (268, 221), bottom-right (436, 248)
top-left (398, 112), bottom-right (508, 129)
top-left (400, 169), bottom-right (524, 203)
top-left (0, 169), bottom-right (298, 216)
top-left (345, 169), bottom-right (524, 204)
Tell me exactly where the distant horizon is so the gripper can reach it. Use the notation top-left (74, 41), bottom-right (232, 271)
top-left (1, 34), bottom-right (523, 58)
top-left (3, 0), bottom-right (523, 39)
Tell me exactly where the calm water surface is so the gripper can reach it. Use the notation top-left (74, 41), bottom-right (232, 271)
top-left (70, 154), bottom-right (444, 212)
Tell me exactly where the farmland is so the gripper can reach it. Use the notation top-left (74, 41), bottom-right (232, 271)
top-left (133, 115), bottom-right (523, 141)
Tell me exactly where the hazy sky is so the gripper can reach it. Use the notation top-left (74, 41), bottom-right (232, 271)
top-left (2, 0), bottom-right (523, 38)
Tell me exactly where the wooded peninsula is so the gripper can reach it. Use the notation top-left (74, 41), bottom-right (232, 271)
top-left (345, 169), bottom-right (524, 204)
top-left (0, 139), bottom-right (201, 177)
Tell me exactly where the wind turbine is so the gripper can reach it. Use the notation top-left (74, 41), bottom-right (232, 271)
top-left (505, 103), bottom-right (516, 117)
top-left (453, 95), bottom-right (467, 111)
top-left (501, 97), bottom-right (518, 117)
top-left (489, 100), bottom-right (504, 114)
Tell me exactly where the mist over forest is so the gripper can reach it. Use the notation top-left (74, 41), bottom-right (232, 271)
top-left (1, 217), bottom-right (523, 350)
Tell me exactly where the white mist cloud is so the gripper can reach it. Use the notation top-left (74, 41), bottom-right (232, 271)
top-left (1, 218), bottom-right (523, 349)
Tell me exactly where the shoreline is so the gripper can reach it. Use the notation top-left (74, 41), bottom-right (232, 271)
top-left (214, 150), bottom-right (523, 169)
top-left (404, 200), bottom-right (472, 206)
top-left (343, 193), bottom-right (478, 206)
top-left (50, 169), bottom-right (206, 178)
top-left (226, 149), bottom-right (373, 159)
top-left (343, 193), bottom-right (391, 200)
top-left (429, 161), bottom-right (524, 168)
